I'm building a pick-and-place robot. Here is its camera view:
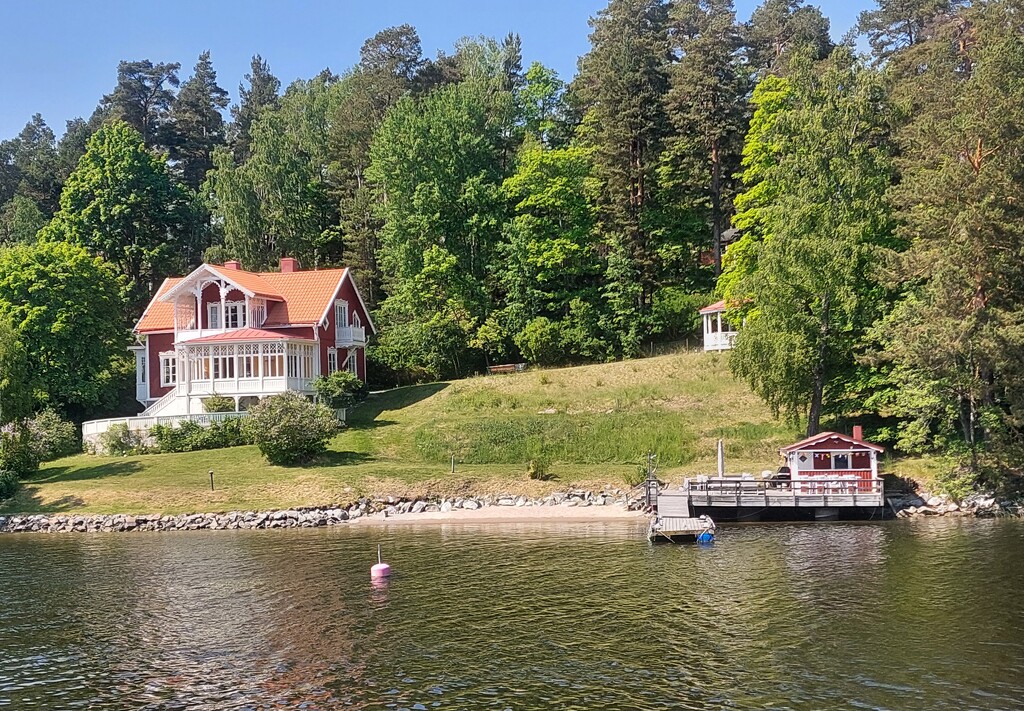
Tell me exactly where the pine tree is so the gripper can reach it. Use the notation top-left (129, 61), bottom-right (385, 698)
top-left (575, 0), bottom-right (673, 356)
top-left (230, 55), bottom-right (281, 163)
top-left (877, 2), bottom-right (1024, 473)
top-left (663, 0), bottom-right (750, 275)
top-left (858, 0), bottom-right (964, 64)
top-left (99, 60), bottom-right (181, 149)
top-left (169, 51), bottom-right (230, 190)
top-left (744, 0), bottom-right (833, 75)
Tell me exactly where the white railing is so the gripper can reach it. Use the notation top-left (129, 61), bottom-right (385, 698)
top-left (685, 475), bottom-right (884, 496)
top-left (182, 377), bottom-right (308, 396)
top-left (704, 331), bottom-right (738, 352)
top-left (82, 411), bottom-right (249, 437)
top-left (335, 325), bottom-right (366, 346)
top-left (142, 388), bottom-right (180, 416)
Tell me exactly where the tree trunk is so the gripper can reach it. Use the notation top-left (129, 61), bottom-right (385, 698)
top-left (710, 138), bottom-right (723, 276)
top-left (807, 293), bottom-right (831, 437)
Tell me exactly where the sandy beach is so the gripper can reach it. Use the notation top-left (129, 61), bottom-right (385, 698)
top-left (350, 503), bottom-right (645, 526)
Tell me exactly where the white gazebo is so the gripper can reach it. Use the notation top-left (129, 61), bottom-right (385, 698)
top-left (700, 300), bottom-right (738, 352)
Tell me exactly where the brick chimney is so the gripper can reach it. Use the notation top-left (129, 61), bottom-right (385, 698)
top-left (280, 257), bottom-right (299, 273)
top-left (852, 425), bottom-right (864, 441)
top-left (223, 260), bottom-right (241, 270)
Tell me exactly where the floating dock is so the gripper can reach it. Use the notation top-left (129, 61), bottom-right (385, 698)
top-left (648, 489), bottom-right (716, 543)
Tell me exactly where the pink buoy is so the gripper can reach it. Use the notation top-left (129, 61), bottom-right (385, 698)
top-left (371, 544), bottom-right (391, 580)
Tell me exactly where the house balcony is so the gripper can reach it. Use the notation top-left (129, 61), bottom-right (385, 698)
top-left (181, 377), bottom-right (314, 396)
top-left (335, 325), bottom-right (366, 347)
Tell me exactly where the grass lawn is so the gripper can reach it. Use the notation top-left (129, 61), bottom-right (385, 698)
top-left (2, 350), bottom-right (904, 516)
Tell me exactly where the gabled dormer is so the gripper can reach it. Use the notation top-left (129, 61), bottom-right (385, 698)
top-left (157, 262), bottom-right (283, 342)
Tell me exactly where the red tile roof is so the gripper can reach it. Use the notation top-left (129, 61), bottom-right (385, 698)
top-left (186, 328), bottom-right (303, 344)
top-left (699, 299), bottom-right (726, 315)
top-left (135, 266), bottom-right (349, 333)
top-left (780, 431), bottom-right (884, 454)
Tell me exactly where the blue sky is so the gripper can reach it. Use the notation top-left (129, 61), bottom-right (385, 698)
top-left (0, 1), bottom-right (873, 140)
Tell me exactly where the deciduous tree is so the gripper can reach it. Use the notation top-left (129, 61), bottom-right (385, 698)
top-left (0, 241), bottom-right (129, 420)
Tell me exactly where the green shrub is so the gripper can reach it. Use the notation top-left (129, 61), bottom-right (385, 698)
top-left (0, 469), bottom-right (18, 500)
top-left (515, 317), bottom-right (564, 366)
top-left (623, 465), bottom-right (647, 487)
top-left (202, 395), bottom-right (236, 413)
top-left (24, 409), bottom-right (80, 461)
top-left (312, 371), bottom-right (368, 410)
top-left (526, 458), bottom-right (556, 481)
top-left (651, 288), bottom-right (714, 342)
top-left (0, 424), bottom-right (39, 477)
top-left (243, 391), bottom-right (341, 464)
top-left (99, 423), bottom-right (148, 456)
top-left (151, 418), bottom-right (251, 453)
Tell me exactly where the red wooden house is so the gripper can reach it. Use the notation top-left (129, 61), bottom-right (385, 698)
top-left (121, 257), bottom-right (373, 421)
top-left (779, 427), bottom-right (883, 494)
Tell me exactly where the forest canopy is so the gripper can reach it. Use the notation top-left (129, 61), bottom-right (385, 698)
top-left (1, 0), bottom-right (1021, 492)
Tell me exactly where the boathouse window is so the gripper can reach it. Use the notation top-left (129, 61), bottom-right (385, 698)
top-left (160, 355), bottom-right (176, 386)
top-left (833, 453), bottom-right (850, 470)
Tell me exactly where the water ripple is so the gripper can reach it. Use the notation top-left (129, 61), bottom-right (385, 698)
top-left (0, 518), bottom-right (1022, 709)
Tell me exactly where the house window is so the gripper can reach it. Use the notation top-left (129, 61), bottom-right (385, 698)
top-left (347, 349), bottom-right (359, 375)
top-left (335, 300), bottom-right (349, 329)
top-left (327, 348), bottom-right (338, 373)
top-left (208, 301), bottom-right (245, 329)
top-left (140, 355), bottom-right (146, 383)
top-left (225, 302), bottom-right (245, 329)
top-left (160, 355), bottom-right (176, 386)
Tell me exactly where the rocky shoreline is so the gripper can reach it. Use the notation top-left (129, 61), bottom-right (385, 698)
top-left (3, 487), bottom-right (1021, 535)
top-left (0, 488), bottom-right (632, 535)
top-left (888, 491), bottom-right (1023, 518)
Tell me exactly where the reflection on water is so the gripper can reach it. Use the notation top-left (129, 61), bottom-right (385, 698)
top-left (1, 519), bottom-right (1023, 709)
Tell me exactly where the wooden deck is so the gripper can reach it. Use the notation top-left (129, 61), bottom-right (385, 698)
top-left (665, 476), bottom-right (886, 511)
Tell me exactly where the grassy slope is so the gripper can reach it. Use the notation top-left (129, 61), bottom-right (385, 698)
top-left (4, 351), bottom-right (814, 515)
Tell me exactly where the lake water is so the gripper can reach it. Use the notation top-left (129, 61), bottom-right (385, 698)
top-left (1, 518), bottom-right (1022, 710)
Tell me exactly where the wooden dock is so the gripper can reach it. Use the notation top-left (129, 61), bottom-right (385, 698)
top-left (659, 477), bottom-right (887, 522)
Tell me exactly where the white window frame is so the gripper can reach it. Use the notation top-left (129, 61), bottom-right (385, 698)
top-left (335, 299), bottom-right (349, 329)
top-left (207, 302), bottom-right (221, 329)
top-left (160, 355), bottom-right (176, 386)
top-left (224, 301), bottom-right (246, 329)
top-left (140, 355), bottom-right (147, 383)
top-left (347, 348), bottom-right (359, 375)
top-left (327, 347), bottom-right (338, 374)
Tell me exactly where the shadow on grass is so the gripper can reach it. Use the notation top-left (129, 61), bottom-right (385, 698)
top-left (314, 450), bottom-right (374, 468)
top-left (347, 382), bottom-right (449, 430)
top-left (0, 491), bottom-right (87, 515)
top-left (31, 461), bottom-right (145, 485)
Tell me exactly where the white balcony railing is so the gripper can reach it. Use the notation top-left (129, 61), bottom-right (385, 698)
top-left (704, 331), bottom-right (738, 352)
top-left (335, 325), bottom-right (366, 346)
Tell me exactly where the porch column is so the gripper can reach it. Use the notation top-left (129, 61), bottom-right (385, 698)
top-left (219, 282), bottom-right (227, 331)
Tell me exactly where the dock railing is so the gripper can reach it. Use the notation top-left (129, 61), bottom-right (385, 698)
top-left (680, 475), bottom-right (885, 508)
